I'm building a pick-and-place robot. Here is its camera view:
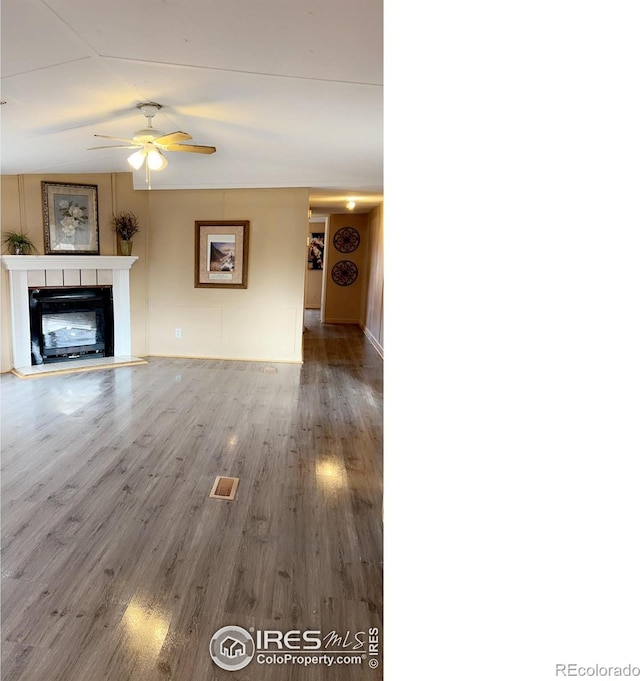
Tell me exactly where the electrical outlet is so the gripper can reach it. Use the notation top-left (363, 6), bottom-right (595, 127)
top-left (175, 328), bottom-right (182, 338)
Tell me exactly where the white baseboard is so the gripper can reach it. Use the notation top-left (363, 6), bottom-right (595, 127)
top-left (146, 353), bottom-right (303, 364)
top-left (362, 324), bottom-right (384, 359)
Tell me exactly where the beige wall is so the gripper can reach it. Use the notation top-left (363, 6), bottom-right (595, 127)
top-left (1, 173), bottom-right (309, 370)
top-left (146, 187), bottom-right (308, 362)
top-left (112, 173), bottom-right (150, 358)
top-left (1, 176), bottom-right (22, 370)
top-left (363, 204), bottom-right (383, 355)
top-left (305, 269), bottom-right (323, 309)
top-left (324, 213), bottom-right (369, 324)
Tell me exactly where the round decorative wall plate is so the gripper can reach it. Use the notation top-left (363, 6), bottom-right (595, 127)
top-left (331, 260), bottom-right (359, 286)
top-left (333, 226), bottom-right (360, 253)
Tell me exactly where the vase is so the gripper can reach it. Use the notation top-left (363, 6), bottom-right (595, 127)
top-left (118, 239), bottom-right (133, 256)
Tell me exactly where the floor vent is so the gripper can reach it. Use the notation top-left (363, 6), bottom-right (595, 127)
top-left (209, 476), bottom-right (240, 500)
top-left (263, 366), bottom-right (277, 374)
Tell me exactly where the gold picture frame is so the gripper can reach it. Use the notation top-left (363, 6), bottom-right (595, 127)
top-left (42, 182), bottom-right (100, 255)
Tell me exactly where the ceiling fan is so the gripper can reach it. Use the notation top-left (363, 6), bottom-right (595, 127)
top-left (88, 102), bottom-right (216, 179)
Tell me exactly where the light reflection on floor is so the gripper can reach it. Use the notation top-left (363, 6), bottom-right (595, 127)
top-left (121, 595), bottom-right (171, 661)
top-left (316, 457), bottom-right (347, 491)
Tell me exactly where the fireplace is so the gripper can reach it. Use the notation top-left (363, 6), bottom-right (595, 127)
top-left (29, 287), bottom-right (114, 365)
top-left (1, 255), bottom-right (141, 374)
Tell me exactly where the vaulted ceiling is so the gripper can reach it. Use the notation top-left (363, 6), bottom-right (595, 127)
top-left (0, 0), bottom-right (383, 215)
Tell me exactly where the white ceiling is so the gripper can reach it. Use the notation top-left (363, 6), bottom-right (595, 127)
top-left (0, 0), bottom-right (383, 215)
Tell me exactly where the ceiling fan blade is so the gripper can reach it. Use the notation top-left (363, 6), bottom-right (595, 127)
top-left (88, 145), bottom-right (140, 150)
top-left (93, 134), bottom-right (138, 144)
top-left (162, 143), bottom-right (217, 154)
top-left (154, 131), bottom-right (192, 145)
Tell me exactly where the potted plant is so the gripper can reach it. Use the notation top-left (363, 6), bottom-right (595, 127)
top-left (2, 230), bottom-right (37, 255)
top-left (111, 211), bottom-right (140, 255)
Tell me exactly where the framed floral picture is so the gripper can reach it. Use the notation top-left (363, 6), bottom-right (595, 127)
top-left (42, 182), bottom-right (100, 254)
top-left (195, 220), bottom-right (249, 288)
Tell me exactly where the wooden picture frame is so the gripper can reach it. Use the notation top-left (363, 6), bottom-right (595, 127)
top-left (195, 220), bottom-right (249, 289)
top-left (42, 182), bottom-right (100, 255)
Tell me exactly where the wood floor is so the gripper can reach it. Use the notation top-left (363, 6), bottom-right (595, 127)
top-left (0, 310), bottom-right (383, 680)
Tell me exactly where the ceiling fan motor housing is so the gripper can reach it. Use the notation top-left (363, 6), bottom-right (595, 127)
top-left (133, 128), bottom-right (164, 142)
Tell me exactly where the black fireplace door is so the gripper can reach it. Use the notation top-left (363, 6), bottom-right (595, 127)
top-left (29, 287), bottom-right (114, 365)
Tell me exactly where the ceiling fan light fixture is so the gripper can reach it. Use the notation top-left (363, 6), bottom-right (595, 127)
top-left (147, 148), bottom-right (168, 170)
top-left (127, 149), bottom-right (146, 170)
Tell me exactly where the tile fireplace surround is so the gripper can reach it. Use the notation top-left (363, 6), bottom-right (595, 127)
top-left (1, 255), bottom-right (146, 377)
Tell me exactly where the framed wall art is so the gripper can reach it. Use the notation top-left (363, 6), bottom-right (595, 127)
top-left (307, 232), bottom-right (325, 270)
top-left (195, 220), bottom-right (250, 288)
top-left (42, 182), bottom-right (100, 254)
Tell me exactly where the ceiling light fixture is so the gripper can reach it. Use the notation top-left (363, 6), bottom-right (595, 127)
top-left (127, 142), bottom-right (168, 188)
top-left (346, 200), bottom-right (356, 210)
top-left (127, 144), bottom-right (168, 171)
top-left (127, 150), bottom-right (146, 170)
top-left (146, 148), bottom-right (168, 171)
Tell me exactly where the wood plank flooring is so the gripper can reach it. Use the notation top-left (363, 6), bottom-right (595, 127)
top-left (0, 311), bottom-right (383, 680)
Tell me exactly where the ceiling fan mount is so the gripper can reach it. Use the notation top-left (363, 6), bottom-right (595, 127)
top-left (137, 101), bottom-right (163, 118)
top-left (132, 102), bottom-right (165, 141)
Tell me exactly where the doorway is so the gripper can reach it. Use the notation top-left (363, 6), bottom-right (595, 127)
top-left (304, 216), bottom-right (328, 321)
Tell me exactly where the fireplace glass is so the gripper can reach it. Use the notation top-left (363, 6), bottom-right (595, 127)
top-left (42, 311), bottom-right (99, 350)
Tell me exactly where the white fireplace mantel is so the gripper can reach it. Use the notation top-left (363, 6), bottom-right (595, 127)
top-left (2, 255), bottom-right (138, 370)
top-left (1, 255), bottom-right (137, 271)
